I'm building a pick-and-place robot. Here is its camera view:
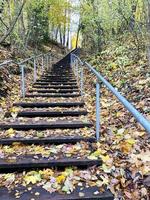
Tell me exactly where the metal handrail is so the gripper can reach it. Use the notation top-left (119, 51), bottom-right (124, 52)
top-left (0, 51), bottom-right (57, 98)
top-left (0, 53), bottom-right (50, 68)
top-left (0, 60), bottom-right (17, 68)
top-left (71, 53), bottom-right (150, 138)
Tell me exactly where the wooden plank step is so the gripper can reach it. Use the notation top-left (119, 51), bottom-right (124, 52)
top-left (0, 158), bottom-right (101, 172)
top-left (0, 136), bottom-right (96, 145)
top-left (44, 75), bottom-right (75, 78)
top-left (0, 121), bottom-right (93, 130)
top-left (0, 186), bottom-right (113, 200)
top-left (13, 102), bottom-right (85, 108)
top-left (50, 69), bottom-right (73, 71)
top-left (36, 80), bottom-right (77, 83)
top-left (33, 85), bottom-right (78, 89)
top-left (42, 77), bottom-right (76, 80)
top-left (25, 93), bottom-right (80, 97)
top-left (41, 79), bottom-right (76, 82)
top-left (34, 82), bottom-right (78, 86)
top-left (6, 110), bottom-right (88, 118)
top-left (47, 73), bottom-right (74, 75)
top-left (46, 75), bottom-right (74, 78)
top-left (42, 76), bottom-right (76, 79)
top-left (38, 76), bottom-right (75, 79)
top-left (28, 89), bottom-right (79, 93)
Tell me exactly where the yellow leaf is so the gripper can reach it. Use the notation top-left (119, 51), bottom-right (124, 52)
top-left (24, 171), bottom-right (41, 185)
top-left (92, 150), bottom-right (102, 156)
top-left (88, 149), bottom-right (106, 160)
top-left (0, 100), bottom-right (6, 107)
top-left (10, 107), bottom-right (20, 113)
top-left (110, 62), bottom-right (117, 69)
top-left (39, 169), bottom-right (54, 180)
top-left (56, 175), bottom-right (66, 184)
top-left (101, 155), bottom-right (110, 162)
top-left (126, 138), bottom-right (136, 145)
top-left (6, 128), bottom-right (15, 137)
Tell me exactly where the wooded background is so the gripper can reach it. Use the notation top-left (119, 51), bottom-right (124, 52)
top-left (0, 0), bottom-right (149, 57)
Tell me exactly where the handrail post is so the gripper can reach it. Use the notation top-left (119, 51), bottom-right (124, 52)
top-left (80, 66), bottom-right (84, 96)
top-left (96, 81), bottom-right (100, 140)
top-left (41, 55), bottom-right (44, 73)
top-left (73, 57), bottom-right (76, 75)
top-left (76, 59), bottom-right (79, 83)
top-left (49, 54), bottom-right (52, 71)
top-left (47, 54), bottom-right (49, 71)
top-left (75, 59), bottom-right (77, 77)
top-left (70, 53), bottom-right (73, 68)
top-left (75, 59), bottom-right (77, 78)
top-left (34, 57), bottom-right (37, 83)
top-left (20, 65), bottom-right (25, 98)
top-left (71, 53), bottom-right (74, 72)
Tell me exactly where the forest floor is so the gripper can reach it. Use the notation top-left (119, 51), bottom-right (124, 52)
top-left (82, 37), bottom-right (150, 199)
top-left (0, 38), bottom-right (150, 199)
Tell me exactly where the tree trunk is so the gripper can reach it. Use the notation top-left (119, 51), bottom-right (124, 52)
top-left (59, 26), bottom-right (63, 45)
top-left (0, 0), bottom-right (26, 44)
top-left (55, 26), bottom-right (59, 41)
top-left (66, 23), bottom-right (70, 48)
top-left (76, 24), bottom-right (80, 48)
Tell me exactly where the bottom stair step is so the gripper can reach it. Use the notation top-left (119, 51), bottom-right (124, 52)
top-left (0, 158), bottom-right (102, 172)
top-left (0, 186), bottom-right (113, 200)
top-left (0, 136), bottom-right (96, 145)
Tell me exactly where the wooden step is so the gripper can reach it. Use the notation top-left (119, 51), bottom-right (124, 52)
top-left (0, 186), bottom-right (113, 200)
top-left (6, 110), bottom-right (88, 118)
top-left (36, 80), bottom-right (77, 83)
top-left (42, 78), bottom-right (76, 81)
top-left (37, 77), bottom-right (76, 82)
top-left (44, 75), bottom-right (75, 78)
top-left (25, 93), bottom-right (80, 98)
top-left (37, 79), bottom-right (76, 82)
top-left (46, 73), bottom-right (74, 76)
top-left (0, 158), bottom-right (101, 172)
top-left (28, 89), bottom-right (79, 93)
top-left (0, 121), bottom-right (93, 130)
top-left (0, 136), bottom-right (96, 145)
top-left (34, 82), bottom-right (78, 86)
top-left (33, 85), bottom-right (78, 89)
top-left (13, 102), bottom-right (85, 108)
top-left (50, 69), bottom-right (72, 71)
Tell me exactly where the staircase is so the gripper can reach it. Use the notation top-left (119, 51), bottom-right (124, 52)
top-left (0, 53), bottom-right (113, 199)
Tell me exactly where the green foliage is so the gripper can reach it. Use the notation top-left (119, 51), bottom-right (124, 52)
top-left (27, 0), bottom-right (49, 45)
top-left (80, 0), bottom-right (146, 53)
top-left (0, 0), bottom-right (72, 48)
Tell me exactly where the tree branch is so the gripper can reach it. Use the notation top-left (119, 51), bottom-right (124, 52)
top-left (0, 17), bottom-right (9, 29)
top-left (0, 0), bottom-right (26, 44)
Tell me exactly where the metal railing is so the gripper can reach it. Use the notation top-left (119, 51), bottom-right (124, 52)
top-left (71, 53), bottom-right (150, 140)
top-left (0, 52), bottom-right (57, 98)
